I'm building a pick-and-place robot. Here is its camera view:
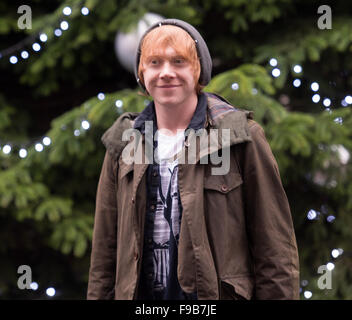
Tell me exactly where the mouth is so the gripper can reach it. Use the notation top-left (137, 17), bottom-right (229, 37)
top-left (157, 85), bottom-right (181, 88)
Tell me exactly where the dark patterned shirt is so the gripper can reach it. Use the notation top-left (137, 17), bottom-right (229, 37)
top-left (134, 93), bottom-right (207, 300)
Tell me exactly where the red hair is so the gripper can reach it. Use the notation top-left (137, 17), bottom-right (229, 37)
top-left (138, 25), bottom-right (203, 95)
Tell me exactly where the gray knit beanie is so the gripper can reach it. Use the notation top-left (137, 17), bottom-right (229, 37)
top-left (134, 19), bottom-right (212, 92)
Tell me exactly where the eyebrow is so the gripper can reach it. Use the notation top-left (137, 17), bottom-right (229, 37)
top-left (146, 54), bottom-right (186, 61)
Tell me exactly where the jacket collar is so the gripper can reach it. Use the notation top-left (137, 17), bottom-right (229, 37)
top-left (133, 92), bottom-right (208, 134)
top-left (101, 92), bottom-right (253, 162)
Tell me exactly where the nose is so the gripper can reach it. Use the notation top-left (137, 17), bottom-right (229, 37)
top-left (159, 62), bottom-right (175, 79)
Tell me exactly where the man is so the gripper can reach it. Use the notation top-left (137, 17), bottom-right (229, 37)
top-left (87, 19), bottom-right (300, 300)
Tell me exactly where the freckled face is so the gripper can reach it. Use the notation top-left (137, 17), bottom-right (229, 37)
top-left (142, 46), bottom-right (197, 107)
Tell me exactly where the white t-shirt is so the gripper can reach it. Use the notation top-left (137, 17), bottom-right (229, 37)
top-left (156, 130), bottom-right (185, 162)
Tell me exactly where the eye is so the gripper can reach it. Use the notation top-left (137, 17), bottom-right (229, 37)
top-left (174, 58), bottom-right (185, 64)
top-left (147, 57), bottom-right (160, 66)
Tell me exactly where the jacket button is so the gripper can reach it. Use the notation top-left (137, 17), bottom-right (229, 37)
top-left (150, 204), bottom-right (155, 210)
top-left (221, 184), bottom-right (228, 192)
top-left (132, 197), bottom-right (135, 204)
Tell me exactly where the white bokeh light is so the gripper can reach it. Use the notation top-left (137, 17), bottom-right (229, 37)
top-left (115, 100), bottom-right (123, 108)
top-left (326, 262), bottom-right (335, 271)
top-left (39, 33), bottom-right (48, 42)
top-left (46, 287), bottom-right (56, 297)
top-left (293, 65), bottom-right (302, 73)
top-left (323, 98), bottom-right (331, 107)
top-left (63, 6), bottom-right (72, 15)
top-left (307, 209), bottom-right (317, 220)
top-left (19, 148), bottom-right (27, 158)
top-left (304, 291), bottom-right (312, 299)
top-left (231, 83), bottom-right (239, 90)
top-left (97, 93), bottom-right (105, 100)
top-left (345, 95), bottom-right (352, 104)
top-left (30, 282), bottom-right (38, 290)
top-left (60, 21), bottom-right (69, 31)
top-left (293, 79), bottom-right (301, 87)
top-left (334, 117), bottom-right (343, 124)
top-left (3, 144), bottom-right (11, 154)
top-left (312, 94), bottom-right (320, 103)
top-left (311, 82), bottom-right (319, 92)
top-left (35, 143), bottom-right (44, 152)
top-left (331, 249), bottom-right (340, 258)
top-left (32, 43), bottom-right (41, 52)
top-left (81, 120), bottom-right (90, 130)
top-left (21, 51), bottom-right (29, 59)
top-left (269, 58), bottom-right (278, 67)
top-left (43, 137), bottom-right (51, 146)
top-left (272, 68), bottom-right (281, 77)
top-left (54, 29), bottom-right (62, 37)
top-left (81, 7), bottom-right (89, 15)
top-left (10, 56), bottom-right (18, 64)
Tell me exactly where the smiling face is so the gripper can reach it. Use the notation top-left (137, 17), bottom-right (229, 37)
top-left (141, 46), bottom-right (198, 107)
top-left (138, 25), bottom-right (202, 107)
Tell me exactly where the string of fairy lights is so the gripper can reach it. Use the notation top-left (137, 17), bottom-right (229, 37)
top-left (0, 6), bottom-right (350, 299)
top-left (270, 58), bottom-right (348, 298)
top-left (0, 5), bottom-right (90, 61)
top-left (235, 61), bottom-right (347, 298)
top-left (0, 4), bottom-right (92, 161)
top-left (0, 93), bottom-right (125, 159)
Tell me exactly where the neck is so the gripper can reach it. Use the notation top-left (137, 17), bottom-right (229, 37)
top-left (154, 93), bottom-right (198, 135)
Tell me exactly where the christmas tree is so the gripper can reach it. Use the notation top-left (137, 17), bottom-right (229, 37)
top-left (0, 0), bottom-right (351, 299)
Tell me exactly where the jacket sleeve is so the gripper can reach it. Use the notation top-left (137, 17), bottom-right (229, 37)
top-left (87, 151), bottom-right (118, 299)
top-left (240, 121), bottom-right (300, 300)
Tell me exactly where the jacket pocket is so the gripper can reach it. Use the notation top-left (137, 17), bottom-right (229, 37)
top-left (204, 171), bottom-right (243, 194)
top-left (219, 275), bottom-right (254, 300)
